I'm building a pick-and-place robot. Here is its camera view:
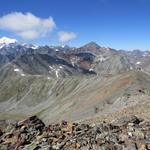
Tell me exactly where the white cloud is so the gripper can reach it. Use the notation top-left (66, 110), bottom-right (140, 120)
top-left (58, 31), bottom-right (77, 43)
top-left (0, 12), bottom-right (56, 40)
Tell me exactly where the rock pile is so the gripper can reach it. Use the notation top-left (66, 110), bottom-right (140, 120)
top-left (0, 115), bottom-right (150, 150)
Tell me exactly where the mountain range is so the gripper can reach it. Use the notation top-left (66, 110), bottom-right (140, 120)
top-left (0, 37), bottom-right (150, 125)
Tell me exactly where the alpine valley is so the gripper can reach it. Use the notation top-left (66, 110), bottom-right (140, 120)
top-left (0, 37), bottom-right (150, 125)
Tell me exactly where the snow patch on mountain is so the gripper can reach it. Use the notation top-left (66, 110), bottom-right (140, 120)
top-left (136, 61), bottom-right (141, 65)
top-left (47, 77), bottom-right (51, 80)
top-left (56, 70), bottom-right (59, 78)
top-left (89, 68), bottom-right (94, 71)
top-left (55, 49), bottom-right (59, 52)
top-left (21, 73), bottom-right (25, 77)
top-left (96, 55), bottom-right (107, 63)
top-left (49, 66), bottom-right (54, 70)
top-left (14, 68), bottom-right (20, 72)
top-left (22, 43), bottom-right (38, 50)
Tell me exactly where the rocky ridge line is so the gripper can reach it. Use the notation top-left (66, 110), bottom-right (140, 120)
top-left (0, 115), bottom-right (150, 150)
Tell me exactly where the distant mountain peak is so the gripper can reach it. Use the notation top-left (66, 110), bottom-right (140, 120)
top-left (0, 37), bottom-right (17, 45)
top-left (84, 41), bottom-right (100, 48)
top-left (0, 37), bottom-right (39, 50)
top-left (0, 37), bottom-right (18, 49)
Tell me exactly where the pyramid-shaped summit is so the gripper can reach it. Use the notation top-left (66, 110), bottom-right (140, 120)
top-left (83, 41), bottom-right (100, 48)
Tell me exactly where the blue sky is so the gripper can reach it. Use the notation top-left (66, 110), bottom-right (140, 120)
top-left (0, 0), bottom-right (150, 50)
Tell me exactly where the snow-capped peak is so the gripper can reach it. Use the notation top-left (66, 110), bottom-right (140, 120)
top-left (0, 37), bottom-right (17, 45)
top-left (0, 37), bottom-right (18, 48)
top-left (0, 37), bottom-right (39, 50)
top-left (22, 43), bottom-right (39, 50)
top-left (61, 45), bottom-right (65, 48)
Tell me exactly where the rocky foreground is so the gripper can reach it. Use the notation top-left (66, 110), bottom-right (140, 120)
top-left (0, 116), bottom-right (150, 150)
